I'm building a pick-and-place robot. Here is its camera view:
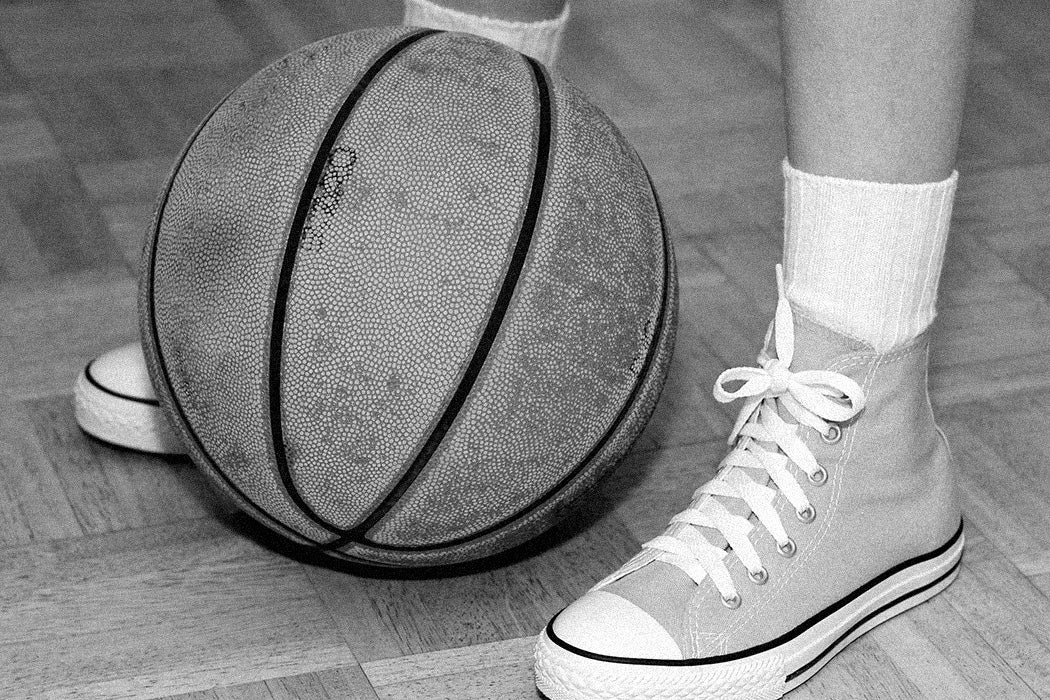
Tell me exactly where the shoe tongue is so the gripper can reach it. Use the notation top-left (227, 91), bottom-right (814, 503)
top-left (765, 302), bottom-right (872, 373)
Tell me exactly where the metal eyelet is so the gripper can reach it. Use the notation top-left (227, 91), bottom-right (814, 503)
top-left (796, 504), bottom-right (817, 524)
top-left (748, 567), bottom-right (769, 585)
top-left (777, 538), bottom-right (797, 557)
top-left (808, 467), bottom-right (828, 486)
top-left (721, 593), bottom-right (742, 609)
top-left (821, 425), bottom-right (842, 444)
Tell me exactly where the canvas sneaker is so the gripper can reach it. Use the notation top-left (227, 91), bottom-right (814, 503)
top-left (534, 265), bottom-right (963, 700)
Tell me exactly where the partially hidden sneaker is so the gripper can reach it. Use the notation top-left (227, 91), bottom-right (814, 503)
top-left (73, 342), bottom-right (185, 454)
top-left (534, 265), bottom-right (964, 700)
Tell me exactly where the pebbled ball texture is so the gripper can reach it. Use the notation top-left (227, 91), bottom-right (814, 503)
top-left (140, 28), bottom-right (678, 568)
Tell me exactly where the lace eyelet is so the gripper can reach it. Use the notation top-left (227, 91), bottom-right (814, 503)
top-left (748, 567), bottom-right (769, 585)
top-left (796, 504), bottom-right (817, 524)
top-left (721, 593), bottom-right (742, 609)
top-left (808, 467), bottom-right (828, 486)
top-left (821, 425), bottom-right (842, 444)
top-left (777, 538), bottom-right (797, 557)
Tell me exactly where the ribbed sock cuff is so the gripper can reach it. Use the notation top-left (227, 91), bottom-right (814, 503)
top-left (403, 0), bottom-right (569, 65)
top-left (782, 159), bottom-right (958, 352)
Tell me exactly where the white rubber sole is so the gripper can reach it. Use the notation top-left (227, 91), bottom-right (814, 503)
top-left (72, 364), bottom-right (184, 455)
top-left (534, 523), bottom-right (964, 700)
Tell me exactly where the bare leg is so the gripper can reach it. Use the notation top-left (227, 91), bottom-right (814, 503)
top-left (779, 0), bottom-right (976, 352)
top-left (780, 0), bottom-right (975, 183)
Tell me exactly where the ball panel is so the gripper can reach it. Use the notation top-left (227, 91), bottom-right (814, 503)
top-left (330, 220), bottom-right (679, 567)
top-left (366, 71), bottom-right (670, 549)
top-left (278, 34), bottom-right (539, 528)
top-left (143, 29), bottom-right (680, 568)
top-left (140, 91), bottom-right (333, 548)
top-left (147, 27), bottom-right (418, 541)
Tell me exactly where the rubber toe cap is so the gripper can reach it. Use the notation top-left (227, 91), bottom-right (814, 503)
top-left (551, 590), bottom-right (682, 660)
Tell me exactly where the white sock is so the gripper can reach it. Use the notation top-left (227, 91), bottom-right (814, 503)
top-left (403, 0), bottom-right (569, 66)
top-left (782, 159), bottom-right (958, 352)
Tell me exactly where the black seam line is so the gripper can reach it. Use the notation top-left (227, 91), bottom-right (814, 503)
top-left (785, 556), bottom-right (961, 682)
top-left (322, 54), bottom-right (553, 550)
top-left (320, 127), bottom-right (673, 552)
top-left (84, 361), bottom-right (161, 406)
top-left (545, 519), bottom-right (965, 666)
top-left (267, 29), bottom-right (441, 536)
top-left (147, 86), bottom-right (320, 546)
top-left (359, 159), bottom-right (674, 552)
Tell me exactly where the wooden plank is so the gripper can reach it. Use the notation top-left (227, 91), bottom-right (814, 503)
top-left (162, 665), bottom-right (380, 700)
top-left (788, 634), bottom-right (920, 700)
top-left (0, 272), bottom-right (139, 400)
top-left (23, 394), bottom-right (225, 536)
top-left (309, 500), bottom-right (638, 663)
top-left (0, 396), bottom-right (82, 546)
top-left (599, 439), bottom-right (726, 544)
top-left (29, 68), bottom-right (244, 163)
top-left (944, 546), bottom-right (1050, 698)
top-left (941, 392), bottom-right (1050, 564)
top-left (265, 666), bottom-right (380, 700)
top-left (362, 637), bottom-right (537, 700)
top-left (957, 63), bottom-right (1050, 171)
top-left (868, 615), bottom-right (983, 700)
top-left (635, 237), bottom-right (741, 450)
top-left (76, 157), bottom-right (176, 266)
top-left (0, 159), bottom-right (125, 276)
top-left (0, 184), bottom-right (49, 282)
top-left (903, 582), bottom-right (1041, 699)
top-left (0, 519), bottom-right (352, 699)
top-left (568, 0), bottom-right (776, 110)
top-left (0, 92), bottom-right (60, 162)
top-left (0, 0), bottom-right (251, 76)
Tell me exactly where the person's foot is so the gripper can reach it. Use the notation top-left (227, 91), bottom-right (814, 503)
top-left (534, 265), bottom-right (963, 700)
top-left (73, 342), bottom-right (184, 454)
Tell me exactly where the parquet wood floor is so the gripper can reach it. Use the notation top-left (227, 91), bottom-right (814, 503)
top-left (1, 0), bottom-right (1048, 698)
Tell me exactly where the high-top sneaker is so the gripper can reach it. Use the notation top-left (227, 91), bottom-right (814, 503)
top-left (534, 265), bottom-right (963, 700)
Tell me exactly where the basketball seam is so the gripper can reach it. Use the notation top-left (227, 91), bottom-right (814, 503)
top-left (324, 53), bottom-right (555, 547)
top-left (147, 29), bottom-right (438, 547)
top-left (267, 29), bottom-right (441, 535)
top-left (323, 142), bottom-right (675, 554)
top-left (146, 83), bottom-right (320, 546)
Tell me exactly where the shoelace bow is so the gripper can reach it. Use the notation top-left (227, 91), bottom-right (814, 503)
top-left (642, 265), bottom-right (866, 604)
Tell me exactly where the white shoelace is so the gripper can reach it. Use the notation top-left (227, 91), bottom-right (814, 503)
top-left (640, 265), bottom-right (866, 604)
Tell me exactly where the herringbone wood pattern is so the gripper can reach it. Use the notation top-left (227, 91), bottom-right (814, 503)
top-left (1, 0), bottom-right (1049, 698)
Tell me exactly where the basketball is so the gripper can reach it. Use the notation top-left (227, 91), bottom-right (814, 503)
top-left (139, 27), bottom-right (677, 568)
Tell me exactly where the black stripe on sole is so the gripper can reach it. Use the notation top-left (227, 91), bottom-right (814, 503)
top-left (785, 554), bottom-right (961, 683)
top-left (83, 360), bottom-right (162, 407)
top-left (267, 29), bottom-right (440, 536)
top-left (544, 519), bottom-right (965, 667)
